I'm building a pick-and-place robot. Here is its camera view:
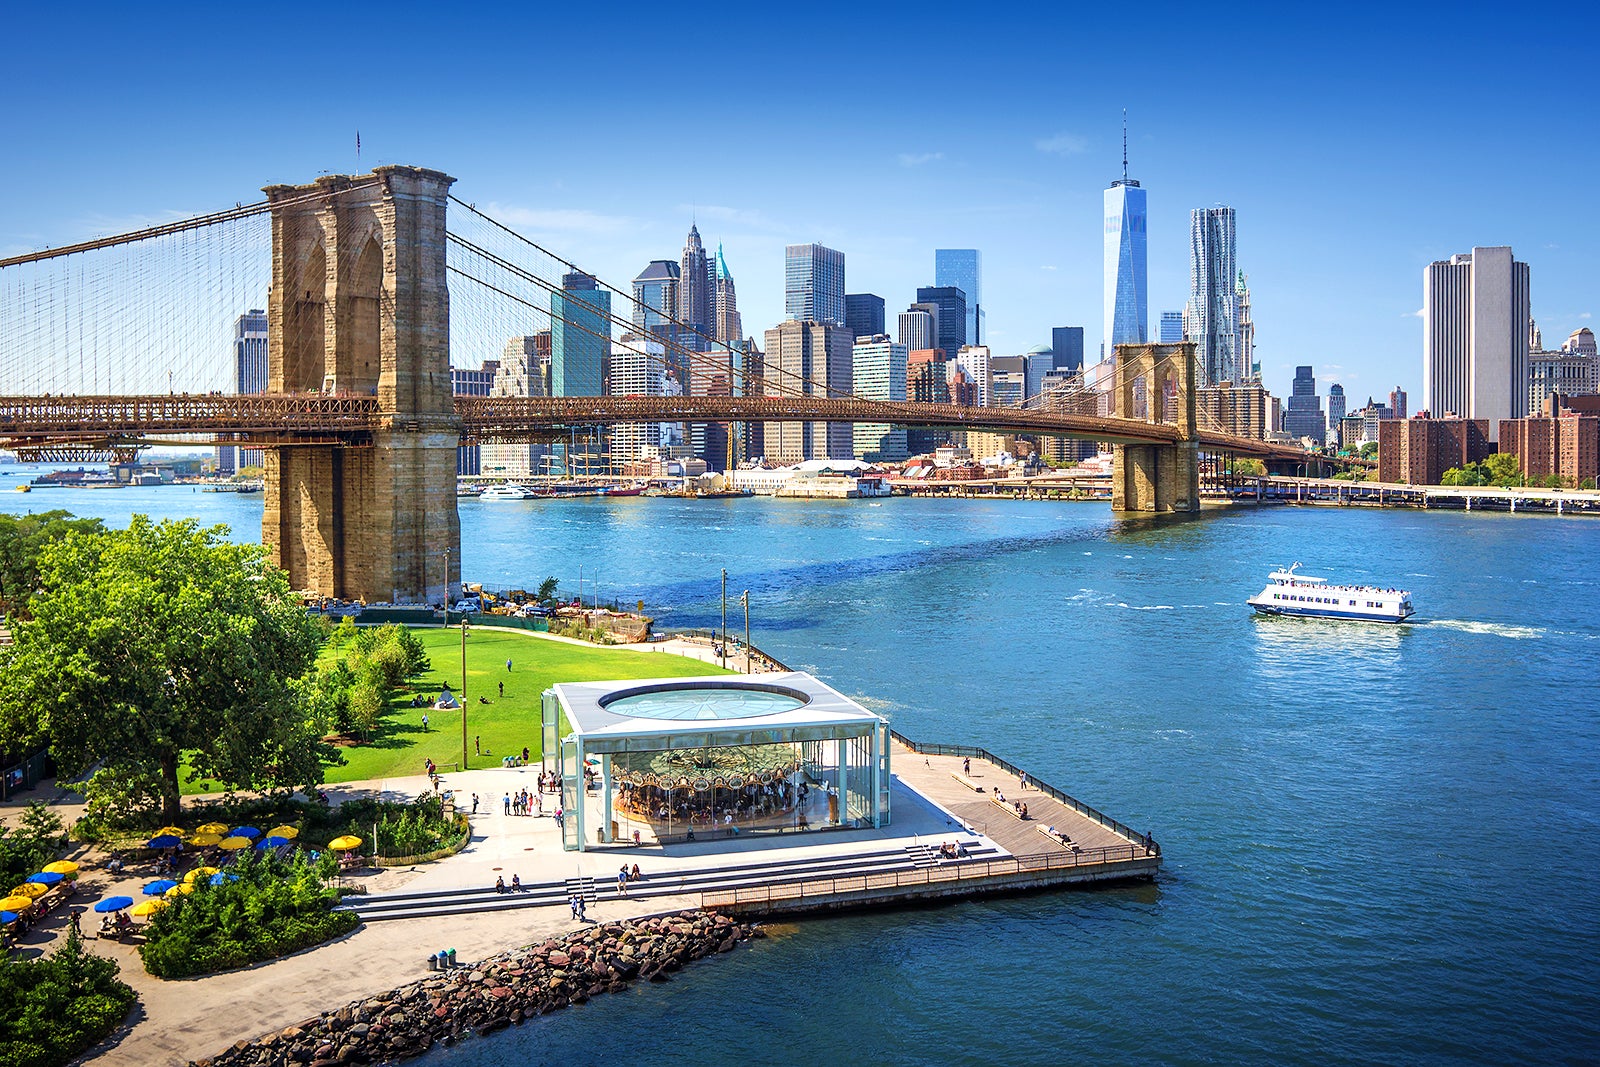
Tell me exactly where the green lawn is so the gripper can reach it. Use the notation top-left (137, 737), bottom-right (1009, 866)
top-left (182, 628), bottom-right (728, 794)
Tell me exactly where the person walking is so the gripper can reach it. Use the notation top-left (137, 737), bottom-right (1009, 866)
top-left (498, 681), bottom-right (504, 698)
top-left (422, 712), bottom-right (429, 732)
top-left (1019, 771), bottom-right (1029, 790)
top-left (503, 792), bottom-right (511, 815)
top-left (471, 793), bottom-right (479, 814)
top-left (963, 757), bottom-right (971, 776)
top-left (506, 658), bottom-right (513, 672)
top-left (570, 894), bottom-right (580, 920)
top-left (474, 735), bottom-right (481, 755)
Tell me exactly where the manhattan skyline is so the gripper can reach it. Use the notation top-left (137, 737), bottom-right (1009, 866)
top-left (1, 3), bottom-right (1594, 405)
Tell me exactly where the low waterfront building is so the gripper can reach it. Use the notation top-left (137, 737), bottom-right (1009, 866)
top-left (730, 460), bottom-right (889, 498)
top-left (1377, 416), bottom-right (1492, 484)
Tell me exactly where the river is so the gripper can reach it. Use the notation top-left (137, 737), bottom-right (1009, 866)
top-left (6, 480), bottom-right (1597, 1065)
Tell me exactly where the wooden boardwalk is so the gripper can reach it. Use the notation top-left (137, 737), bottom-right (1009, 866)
top-left (891, 740), bottom-right (1152, 860)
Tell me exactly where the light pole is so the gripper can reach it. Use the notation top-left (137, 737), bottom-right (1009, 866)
top-left (742, 590), bottom-right (750, 674)
top-left (460, 618), bottom-right (469, 770)
top-left (721, 569), bottom-right (728, 669)
top-left (441, 548), bottom-right (451, 613)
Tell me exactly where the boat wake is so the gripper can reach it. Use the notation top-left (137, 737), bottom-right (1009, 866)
top-left (1428, 619), bottom-right (1547, 640)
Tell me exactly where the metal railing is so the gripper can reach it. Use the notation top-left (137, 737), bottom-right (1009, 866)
top-left (700, 843), bottom-right (1156, 910)
top-left (889, 730), bottom-right (1159, 857)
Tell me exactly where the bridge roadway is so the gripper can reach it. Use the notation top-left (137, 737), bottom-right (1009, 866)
top-left (0, 392), bottom-right (1304, 461)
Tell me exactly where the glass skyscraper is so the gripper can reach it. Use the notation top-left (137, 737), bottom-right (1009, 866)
top-left (915, 286), bottom-right (967, 360)
top-left (1050, 326), bottom-right (1084, 373)
top-left (1104, 176), bottom-right (1148, 362)
top-left (785, 244), bottom-right (846, 326)
top-left (934, 249), bottom-right (983, 345)
top-left (631, 261), bottom-right (679, 333)
top-left (551, 271), bottom-right (610, 397)
top-left (845, 293), bottom-right (886, 340)
top-left (1159, 310), bottom-right (1185, 343)
top-left (1189, 206), bottom-right (1240, 386)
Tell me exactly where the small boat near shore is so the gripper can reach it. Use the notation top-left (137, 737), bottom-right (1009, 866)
top-left (480, 484), bottom-right (536, 501)
top-left (1247, 563), bottom-right (1415, 623)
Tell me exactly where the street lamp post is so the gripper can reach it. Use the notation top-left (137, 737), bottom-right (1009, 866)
top-left (720, 569), bottom-right (728, 670)
top-left (742, 590), bottom-right (750, 674)
top-left (442, 548), bottom-right (451, 613)
top-left (460, 618), bottom-right (469, 770)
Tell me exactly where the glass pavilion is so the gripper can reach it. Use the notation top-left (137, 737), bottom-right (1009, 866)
top-left (541, 673), bottom-right (891, 852)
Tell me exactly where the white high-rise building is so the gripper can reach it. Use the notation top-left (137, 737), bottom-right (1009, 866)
top-left (482, 335), bottom-right (553, 478)
top-left (219, 309), bottom-right (269, 473)
top-left (762, 320), bottom-right (854, 461)
top-left (898, 308), bottom-right (936, 351)
top-left (851, 334), bottom-right (908, 461)
top-left (609, 336), bottom-right (683, 462)
top-left (1188, 207), bottom-right (1239, 386)
top-left (956, 345), bottom-right (992, 408)
top-left (1423, 246), bottom-right (1531, 439)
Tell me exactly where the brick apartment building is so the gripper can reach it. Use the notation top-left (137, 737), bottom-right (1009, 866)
top-left (1377, 417), bottom-right (1491, 484)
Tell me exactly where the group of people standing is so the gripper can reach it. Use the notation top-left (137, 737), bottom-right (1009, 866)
top-left (503, 788), bottom-right (541, 816)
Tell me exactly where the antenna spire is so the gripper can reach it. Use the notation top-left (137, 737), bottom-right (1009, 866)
top-left (1122, 109), bottom-right (1128, 182)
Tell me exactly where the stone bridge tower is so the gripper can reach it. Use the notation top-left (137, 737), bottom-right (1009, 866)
top-left (1110, 342), bottom-right (1200, 512)
top-left (262, 166), bottom-right (460, 605)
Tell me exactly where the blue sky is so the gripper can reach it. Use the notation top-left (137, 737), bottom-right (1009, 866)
top-left (3, 2), bottom-right (1595, 404)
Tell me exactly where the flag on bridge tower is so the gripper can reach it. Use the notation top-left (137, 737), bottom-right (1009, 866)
top-left (356, 131), bottom-right (361, 163)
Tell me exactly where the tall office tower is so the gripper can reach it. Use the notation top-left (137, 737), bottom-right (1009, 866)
top-left (218, 309), bottom-right (269, 473)
top-left (550, 272), bottom-right (611, 397)
top-left (482, 337), bottom-right (554, 478)
top-left (845, 293), bottom-right (886, 341)
top-left (1282, 365), bottom-right (1326, 444)
top-left (1159, 310), bottom-right (1185, 344)
top-left (762, 320), bottom-right (854, 461)
top-left (1051, 326), bottom-right (1085, 373)
top-left (956, 345), bottom-right (992, 408)
top-left (1389, 386), bottom-right (1408, 420)
top-left (1103, 117), bottom-right (1148, 363)
top-left (1188, 206), bottom-right (1240, 386)
top-left (898, 308), bottom-right (936, 351)
top-left (935, 249), bottom-right (983, 345)
top-left (989, 355), bottom-right (1027, 408)
top-left (1327, 383), bottom-right (1346, 443)
top-left (1024, 345), bottom-right (1055, 406)
top-left (1237, 272), bottom-right (1258, 380)
top-left (631, 260), bottom-right (680, 333)
top-left (915, 286), bottom-right (967, 359)
top-left (1569, 327), bottom-right (1598, 357)
top-left (906, 348), bottom-right (952, 455)
top-left (678, 224), bottom-right (713, 340)
top-left (1423, 246), bottom-right (1531, 439)
top-left (450, 358), bottom-right (500, 475)
top-left (713, 244), bottom-right (741, 344)
top-left (785, 244), bottom-right (846, 326)
top-left (609, 336), bottom-right (678, 463)
top-left (851, 334), bottom-right (909, 461)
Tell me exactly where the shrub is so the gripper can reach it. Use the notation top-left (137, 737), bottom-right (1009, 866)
top-left (0, 926), bottom-right (137, 1067)
top-left (0, 802), bottom-right (65, 884)
top-left (138, 849), bottom-right (358, 979)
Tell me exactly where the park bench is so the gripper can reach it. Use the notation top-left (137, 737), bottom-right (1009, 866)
top-left (951, 772), bottom-right (984, 792)
top-left (1037, 825), bottom-right (1079, 850)
top-left (993, 796), bottom-right (1030, 820)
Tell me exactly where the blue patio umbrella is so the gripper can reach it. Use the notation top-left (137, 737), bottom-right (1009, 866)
top-left (228, 827), bottom-right (262, 840)
top-left (93, 896), bottom-right (134, 913)
top-left (142, 879), bottom-right (179, 896)
top-left (147, 834), bottom-right (183, 849)
top-left (26, 871), bottom-right (64, 886)
top-left (1, 910), bottom-right (16, 924)
top-left (209, 873), bottom-right (239, 886)
top-left (255, 835), bottom-right (291, 849)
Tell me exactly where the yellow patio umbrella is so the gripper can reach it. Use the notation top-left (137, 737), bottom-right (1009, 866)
top-left (267, 826), bottom-right (299, 840)
top-left (196, 822), bottom-right (230, 835)
top-left (188, 833), bottom-right (223, 847)
top-left (130, 898), bottom-right (168, 917)
top-left (183, 866), bottom-right (219, 883)
top-left (10, 883), bottom-right (47, 899)
top-left (164, 883), bottom-right (195, 898)
top-left (42, 860), bottom-right (79, 876)
top-left (328, 835), bottom-right (363, 851)
top-left (0, 895), bottom-right (34, 912)
top-left (155, 826), bottom-right (186, 837)
top-left (217, 836), bottom-right (252, 851)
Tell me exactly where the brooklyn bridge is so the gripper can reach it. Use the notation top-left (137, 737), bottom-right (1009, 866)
top-left (0, 165), bottom-right (1319, 605)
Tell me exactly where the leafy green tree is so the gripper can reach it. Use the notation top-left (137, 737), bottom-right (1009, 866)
top-left (1359, 441), bottom-right (1379, 459)
top-left (0, 517), bottom-right (328, 821)
top-left (0, 511), bottom-right (104, 621)
top-left (1482, 452), bottom-right (1523, 487)
top-left (536, 576), bottom-right (561, 604)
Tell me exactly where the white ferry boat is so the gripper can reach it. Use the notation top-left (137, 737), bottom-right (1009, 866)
top-left (479, 483), bottom-right (535, 501)
top-left (1247, 563), bottom-right (1415, 623)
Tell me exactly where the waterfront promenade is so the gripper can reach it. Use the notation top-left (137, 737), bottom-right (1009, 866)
top-left (1, 739), bottom-right (1153, 1066)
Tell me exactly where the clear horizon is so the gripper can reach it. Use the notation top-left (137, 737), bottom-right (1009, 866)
top-left (2, 2), bottom-right (1593, 405)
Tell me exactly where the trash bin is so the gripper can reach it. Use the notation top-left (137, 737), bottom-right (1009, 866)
top-left (447, 948), bottom-right (457, 967)
top-left (436, 950), bottom-right (449, 970)
top-left (428, 954), bottom-right (438, 971)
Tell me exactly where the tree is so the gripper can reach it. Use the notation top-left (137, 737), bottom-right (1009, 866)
top-left (1482, 452), bottom-right (1523, 488)
top-left (536, 576), bottom-right (560, 604)
top-left (0, 512), bottom-right (104, 621)
top-left (1359, 441), bottom-right (1379, 459)
top-left (0, 517), bottom-right (328, 821)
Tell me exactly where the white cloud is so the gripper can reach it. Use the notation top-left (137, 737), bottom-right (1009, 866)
top-left (1035, 132), bottom-right (1089, 156)
top-left (897, 151), bottom-right (944, 167)
top-left (1404, 308), bottom-right (1424, 318)
top-left (480, 203), bottom-right (633, 236)
top-left (1580, 312), bottom-right (1593, 320)
top-left (1040, 265), bottom-right (1058, 271)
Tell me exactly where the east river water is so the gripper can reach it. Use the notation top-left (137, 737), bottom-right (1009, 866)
top-left (5, 480), bottom-right (1598, 1065)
